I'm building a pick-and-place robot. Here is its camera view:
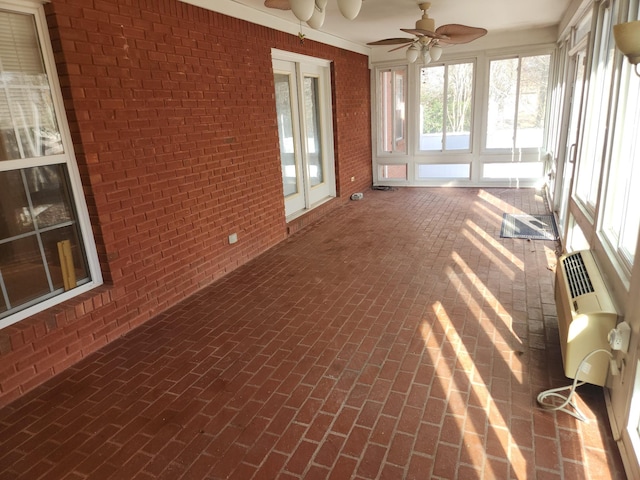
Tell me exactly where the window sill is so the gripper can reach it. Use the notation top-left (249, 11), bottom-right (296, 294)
top-left (0, 283), bottom-right (112, 355)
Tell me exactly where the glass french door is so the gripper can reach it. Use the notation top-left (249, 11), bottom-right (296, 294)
top-left (556, 46), bottom-right (587, 239)
top-left (273, 56), bottom-right (335, 218)
top-left (274, 62), bottom-right (304, 216)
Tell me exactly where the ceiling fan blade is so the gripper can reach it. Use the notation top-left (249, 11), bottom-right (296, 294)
top-left (264, 0), bottom-right (290, 10)
top-left (367, 37), bottom-right (416, 46)
top-left (400, 28), bottom-right (446, 40)
top-left (388, 40), bottom-right (418, 52)
top-left (435, 24), bottom-right (487, 44)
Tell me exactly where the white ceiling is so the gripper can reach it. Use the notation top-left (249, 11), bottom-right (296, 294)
top-left (230, 0), bottom-right (573, 47)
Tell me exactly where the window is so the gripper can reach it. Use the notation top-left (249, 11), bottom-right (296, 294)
top-left (379, 67), bottom-right (407, 154)
top-left (420, 61), bottom-right (474, 151)
top-left (601, 42), bottom-right (640, 272)
top-left (486, 54), bottom-right (551, 150)
top-left (378, 164), bottom-right (407, 181)
top-left (0, 4), bottom-right (101, 327)
top-left (574, 1), bottom-right (617, 214)
top-left (417, 163), bottom-right (470, 179)
top-left (627, 361), bottom-right (640, 469)
top-left (483, 162), bottom-right (544, 179)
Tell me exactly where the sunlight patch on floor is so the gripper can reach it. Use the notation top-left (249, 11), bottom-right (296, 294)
top-left (420, 301), bottom-right (525, 478)
top-left (463, 219), bottom-right (525, 272)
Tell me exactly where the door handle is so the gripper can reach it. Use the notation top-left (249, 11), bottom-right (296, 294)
top-left (569, 143), bottom-right (577, 164)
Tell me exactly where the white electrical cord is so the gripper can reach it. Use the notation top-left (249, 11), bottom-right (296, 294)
top-left (536, 348), bottom-right (613, 423)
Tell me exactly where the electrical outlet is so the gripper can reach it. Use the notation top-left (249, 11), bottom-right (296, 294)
top-left (609, 322), bottom-right (631, 351)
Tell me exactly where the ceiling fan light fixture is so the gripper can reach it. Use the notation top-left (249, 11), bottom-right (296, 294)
top-left (421, 46), bottom-right (431, 64)
top-left (406, 44), bottom-right (419, 63)
top-left (337, 0), bottom-right (362, 21)
top-left (307, 6), bottom-right (326, 29)
top-left (290, 0), bottom-right (315, 22)
top-left (429, 44), bottom-right (443, 61)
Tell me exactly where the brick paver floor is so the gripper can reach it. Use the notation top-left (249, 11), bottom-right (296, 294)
top-left (0, 187), bottom-right (625, 479)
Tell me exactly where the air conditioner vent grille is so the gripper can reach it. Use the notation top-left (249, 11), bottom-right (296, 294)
top-left (562, 252), bottom-right (595, 298)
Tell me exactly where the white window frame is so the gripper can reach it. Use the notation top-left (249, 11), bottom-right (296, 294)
top-left (598, 0), bottom-right (639, 279)
top-left (418, 60), bottom-right (477, 154)
top-left (376, 65), bottom-right (408, 156)
top-left (574, 0), bottom-right (617, 219)
top-left (482, 52), bottom-right (553, 154)
top-left (0, 0), bottom-right (102, 329)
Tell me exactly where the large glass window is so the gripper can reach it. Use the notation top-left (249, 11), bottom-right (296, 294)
top-left (575, 1), bottom-right (617, 214)
top-left (0, 5), bottom-right (100, 326)
top-left (379, 67), bottom-right (407, 154)
top-left (419, 61), bottom-right (474, 151)
top-left (601, 44), bottom-right (640, 272)
top-left (486, 54), bottom-right (551, 150)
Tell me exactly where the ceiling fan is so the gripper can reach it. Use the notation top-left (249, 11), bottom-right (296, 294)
top-left (367, 2), bottom-right (487, 64)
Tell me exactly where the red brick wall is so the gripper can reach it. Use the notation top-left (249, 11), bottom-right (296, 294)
top-left (331, 51), bottom-right (373, 197)
top-left (0, 0), bottom-right (372, 407)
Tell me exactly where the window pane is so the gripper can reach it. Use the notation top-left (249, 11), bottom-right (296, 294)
top-left (575, 4), bottom-right (615, 210)
top-left (381, 70), bottom-right (392, 152)
top-left (394, 71), bottom-right (405, 151)
top-left (420, 66), bottom-right (444, 151)
top-left (516, 55), bottom-right (550, 148)
top-left (487, 58), bottom-right (518, 149)
top-left (0, 169), bottom-right (34, 237)
top-left (41, 225), bottom-right (89, 291)
top-left (378, 164), bottom-right (407, 180)
top-left (380, 68), bottom-right (406, 154)
top-left (0, 90), bottom-right (21, 160)
top-left (26, 165), bottom-right (74, 228)
top-left (487, 55), bottom-right (550, 150)
top-left (0, 11), bottom-right (63, 161)
top-left (446, 63), bottom-right (473, 150)
top-left (0, 11), bottom-right (46, 78)
top-left (10, 87), bottom-right (63, 158)
top-left (274, 73), bottom-right (298, 198)
top-left (0, 236), bottom-right (50, 310)
top-left (417, 164), bottom-right (470, 179)
top-left (420, 62), bottom-right (474, 152)
top-left (303, 76), bottom-right (323, 187)
top-left (621, 171), bottom-right (640, 261)
top-left (483, 162), bottom-right (544, 179)
top-left (602, 60), bottom-right (640, 267)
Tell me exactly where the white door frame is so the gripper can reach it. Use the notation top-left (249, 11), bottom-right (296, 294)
top-left (272, 50), bottom-right (336, 220)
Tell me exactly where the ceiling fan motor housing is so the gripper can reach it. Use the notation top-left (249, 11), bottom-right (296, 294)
top-left (416, 15), bottom-right (435, 32)
top-left (416, 2), bottom-right (435, 32)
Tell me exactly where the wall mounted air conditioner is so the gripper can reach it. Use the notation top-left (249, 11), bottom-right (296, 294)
top-left (555, 250), bottom-right (618, 386)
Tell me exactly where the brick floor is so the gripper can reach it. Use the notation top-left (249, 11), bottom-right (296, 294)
top-left (0, 188), bottom-right (626, 479)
